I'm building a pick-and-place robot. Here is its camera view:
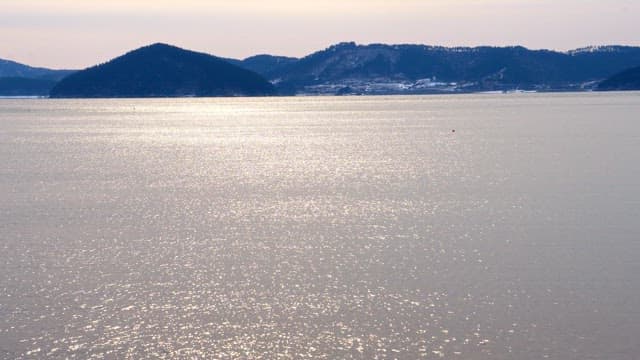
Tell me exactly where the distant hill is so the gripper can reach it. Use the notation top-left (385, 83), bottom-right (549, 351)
top-left (50, 43), bottom-right (275, 98)
top-left (0, 77), bottom-right (57, 96)
top-left (0, 58), bottom-right (74, 96)
top-left (231, 43), bottom-right (640, 95)
top-left (597, 66), bottom-right (640, 91)
top-left (0, 58), bottom-right (74, 81)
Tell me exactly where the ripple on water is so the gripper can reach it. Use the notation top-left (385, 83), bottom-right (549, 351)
top-left (3, 95), bottom-right (640, 359)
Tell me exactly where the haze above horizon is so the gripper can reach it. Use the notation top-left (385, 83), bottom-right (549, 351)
top-left (2, 0), bottom-right (639, 69)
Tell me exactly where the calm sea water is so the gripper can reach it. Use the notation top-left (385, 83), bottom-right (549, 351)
top-left (1, 93), bottom-right (639, 359)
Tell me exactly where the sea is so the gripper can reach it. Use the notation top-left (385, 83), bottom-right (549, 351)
top-left (1, 93), bottom-right (639, 359)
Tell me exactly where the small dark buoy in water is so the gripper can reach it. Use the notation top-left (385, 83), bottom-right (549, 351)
top-left (452, 129), bottom-right (455, 133)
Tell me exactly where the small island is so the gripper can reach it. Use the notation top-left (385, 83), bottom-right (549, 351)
top-left (49, 43), bottom-right (275, 98)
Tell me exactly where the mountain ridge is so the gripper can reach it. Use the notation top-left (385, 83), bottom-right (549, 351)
top-left (3, 42), bottom-right (640, 97)
top-left (230, 43), bottom-right (640, 95)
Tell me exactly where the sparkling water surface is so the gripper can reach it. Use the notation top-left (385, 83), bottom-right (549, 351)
top-left (1, 93), bottom-right (639, 359)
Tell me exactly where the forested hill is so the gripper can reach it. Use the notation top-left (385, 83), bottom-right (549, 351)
top-left (50, 44), bottom-right (275, 98)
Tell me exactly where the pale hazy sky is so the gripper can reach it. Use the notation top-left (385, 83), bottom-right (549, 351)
top-left (2, 0), bottom-right (639, 69)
